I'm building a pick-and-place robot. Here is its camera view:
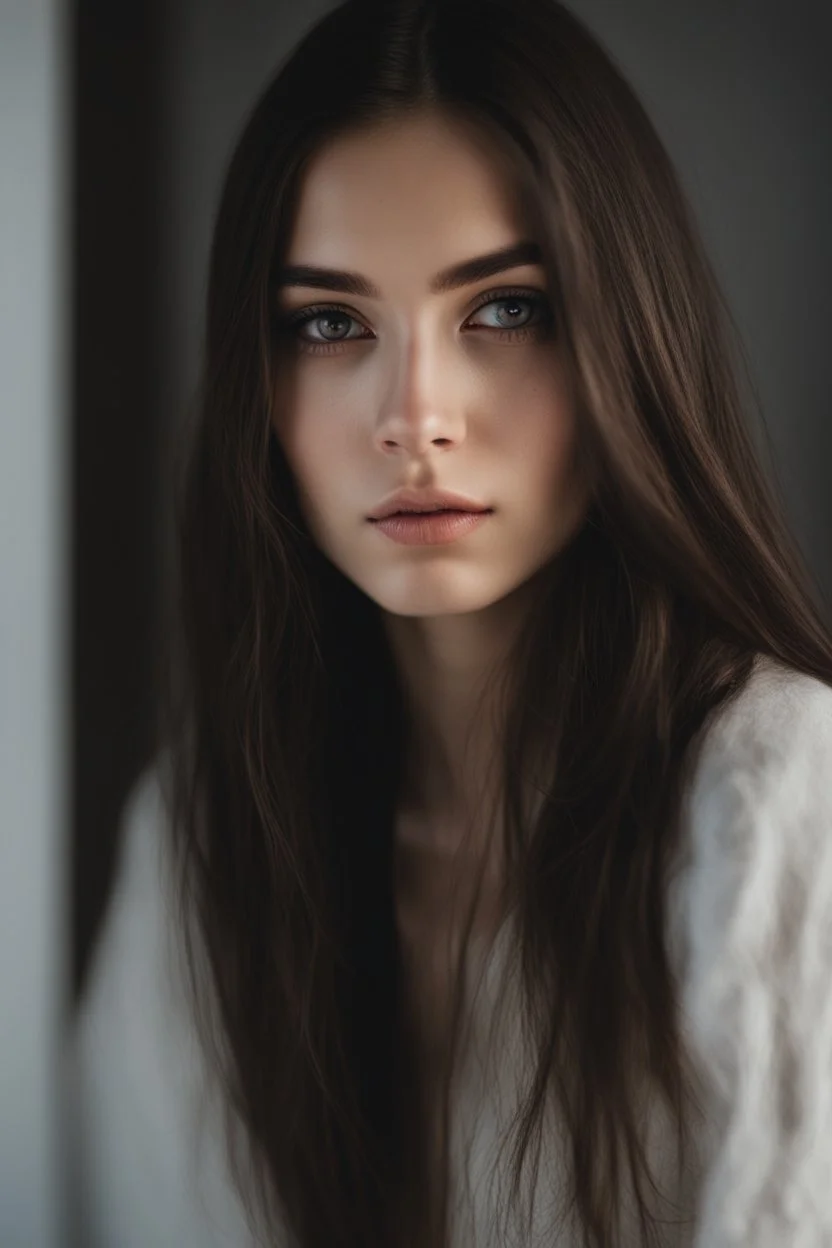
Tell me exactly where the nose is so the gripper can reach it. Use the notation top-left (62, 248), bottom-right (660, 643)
top-left (373, 331), bottom-right (465, 456)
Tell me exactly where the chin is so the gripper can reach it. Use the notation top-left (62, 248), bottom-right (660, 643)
top-left (363, 578), bottom-right (518, 620)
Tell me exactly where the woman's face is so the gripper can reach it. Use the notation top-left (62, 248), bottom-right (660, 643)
top-left (271, 110), bottom-right (590, 619)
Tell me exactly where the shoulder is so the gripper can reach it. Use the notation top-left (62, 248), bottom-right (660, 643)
top-left (75, 761), bottom-right (181, 1062)
top-left (672, 655), bottom-right (832, 1243)
top-left (676, 654), bottom-right (832, 948)
top-left (69, 761), bottom-right (257, 1248)
top-left (78, 760), bottom-right (191, 1059)
top-left (675, 652), bottom-right (832, 973)
top-left (97, 764), bottom-right (174, 960)
top-left (689, 652), bottom-right (832, 816)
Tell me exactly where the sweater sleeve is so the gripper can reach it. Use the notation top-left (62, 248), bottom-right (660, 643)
top-left (678, 660), bottom-right (832, 1247)
top-left (67, 767), bottom-right (261, 1248)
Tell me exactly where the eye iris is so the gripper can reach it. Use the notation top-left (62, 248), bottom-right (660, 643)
top-left (495, 298), bottom-right (531, 327)
top-left (318, 313), bottom-right (351, 340)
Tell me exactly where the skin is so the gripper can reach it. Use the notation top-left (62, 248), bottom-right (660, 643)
top-left (271, 109), bottom-right (590, 926)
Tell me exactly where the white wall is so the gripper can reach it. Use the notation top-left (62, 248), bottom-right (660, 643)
top-left (0, 0), bottom-right (68, 1244)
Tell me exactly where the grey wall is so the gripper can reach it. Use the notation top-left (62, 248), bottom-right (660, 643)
top-left (574, 0), bottom-right (832, 597)
top-left (0, 1), bottom-right (68, 1245)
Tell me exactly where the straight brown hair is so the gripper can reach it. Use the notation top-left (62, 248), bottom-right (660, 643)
top-left (158, 1), bottom-right (832, 1244)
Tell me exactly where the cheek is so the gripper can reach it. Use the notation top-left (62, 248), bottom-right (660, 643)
top-left (272, 371), bottom-right (347, 488)
top-left (493, 362), bottom-right (579, 476)
top-left (502, 369), bottom-right (590, 536)
top-left (272, 386), bottom-right (371, 554)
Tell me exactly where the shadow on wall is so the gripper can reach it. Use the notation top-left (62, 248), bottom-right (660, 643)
top-left (72, 0), bottom-right (164, 1003)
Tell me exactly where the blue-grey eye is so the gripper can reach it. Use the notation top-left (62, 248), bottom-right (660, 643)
top-left (300, 311), bottom-right (364, 341)
top-left (470, 295), bottom-right (546, 329)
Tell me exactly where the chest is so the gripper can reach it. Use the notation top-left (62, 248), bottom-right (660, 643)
top-left (393, 828), bottom-right (504, 1068)
top-left (391, 837), bottom-right (703, 1247)
top-left (393, 829), bottom-right (508, 1231)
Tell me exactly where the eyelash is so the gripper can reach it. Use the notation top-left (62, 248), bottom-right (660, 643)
top-left (280, 287), bottom-right (554, 356)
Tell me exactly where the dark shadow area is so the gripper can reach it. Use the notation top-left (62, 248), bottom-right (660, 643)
top-left (71, 0), bottom-right (165, 1005)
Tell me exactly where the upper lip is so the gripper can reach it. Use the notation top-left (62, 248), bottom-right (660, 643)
top-left (368, 487), bottom-right (492, 520)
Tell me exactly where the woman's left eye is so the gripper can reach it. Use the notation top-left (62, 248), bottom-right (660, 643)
top-left (467, 292), bottom-right (549, 332)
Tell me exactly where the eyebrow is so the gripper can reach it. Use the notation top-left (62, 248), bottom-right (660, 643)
top-left (274, 240), bottom-right (543, 298)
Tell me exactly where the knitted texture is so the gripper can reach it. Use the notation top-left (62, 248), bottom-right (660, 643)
top-left (70, 655), bottom-right (832, 1246)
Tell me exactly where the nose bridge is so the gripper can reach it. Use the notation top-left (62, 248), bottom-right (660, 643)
top-left (378, 315), bottom-right (454, 442)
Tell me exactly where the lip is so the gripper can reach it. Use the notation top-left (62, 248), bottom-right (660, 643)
top-left (370, 509), bottom-right (491, 546)
top-left (367, 486), bottom-right (491, 520)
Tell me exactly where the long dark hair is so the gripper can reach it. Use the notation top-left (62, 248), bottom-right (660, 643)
top-left (158, 1), bottom-right (832, 1245)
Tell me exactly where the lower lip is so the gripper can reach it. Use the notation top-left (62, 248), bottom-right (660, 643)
top-left (370, 509), bottom-right (492, 545)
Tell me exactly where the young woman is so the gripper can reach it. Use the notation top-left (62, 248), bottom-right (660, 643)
top-left (71, 1), bottom-right (832, 1245)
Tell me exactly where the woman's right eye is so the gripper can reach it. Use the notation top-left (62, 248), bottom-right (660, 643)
top-left (289, 307), bottom-right (371, 345)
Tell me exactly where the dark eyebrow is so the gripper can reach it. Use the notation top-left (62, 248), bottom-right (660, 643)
top-left (274, 240), bottom-right (543, 298)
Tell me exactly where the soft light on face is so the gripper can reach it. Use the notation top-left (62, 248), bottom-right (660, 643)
top-left (270, 109), bottom-right (590, 619)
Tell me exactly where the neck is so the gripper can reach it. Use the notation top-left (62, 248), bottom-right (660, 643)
top-left (380, 571), bottom-right (546, 864)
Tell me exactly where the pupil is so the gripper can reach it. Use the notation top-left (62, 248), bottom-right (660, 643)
top-left (321, 314), bottom-right (348, 339)
top-left (499, 300), bottom-right (527, 326)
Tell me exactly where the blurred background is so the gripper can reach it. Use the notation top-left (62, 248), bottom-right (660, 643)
top-left (1, 0), bottom-right (829, 1243)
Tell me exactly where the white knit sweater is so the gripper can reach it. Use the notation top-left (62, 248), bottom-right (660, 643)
top-left (69, 655), bottom-right (832, 1246)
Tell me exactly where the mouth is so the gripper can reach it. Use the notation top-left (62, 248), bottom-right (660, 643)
top-left (369, 506), bottom-right (493, 546)
top-left (391, 507), bottom-right (473, 516)
top-left (373, 507), bottom-right (493, 520)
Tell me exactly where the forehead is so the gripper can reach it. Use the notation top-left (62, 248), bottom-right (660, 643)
top-left (285, 111), bottom-right (532, 271)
